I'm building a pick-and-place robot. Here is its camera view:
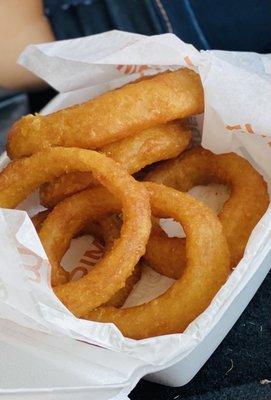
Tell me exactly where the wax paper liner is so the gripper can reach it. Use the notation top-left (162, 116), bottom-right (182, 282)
top-left (0, 31), bottom-right (270, 397)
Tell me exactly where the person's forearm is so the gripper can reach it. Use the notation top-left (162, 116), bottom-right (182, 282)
top-left (0, 0), bottom-right (55, 91)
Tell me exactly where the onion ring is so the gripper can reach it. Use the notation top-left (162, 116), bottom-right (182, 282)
top-left (0, 148), bottom-right (151, 312)
top-left (40, 120), bottom-right (192, 208)
top-left (31, 210), bottom-right (49, 231)
top-left (84, 182), bottom-right (230, 339)
top-left (7, 69), bottom-right (203, 159)
top-left (85, 215), bottom-right (142, 308)
top-left (144, 218), bottom-right (187, 280)
top-left (144, 146), bottom-right (269, 276)
top-left (32, 210), bottom-right (141, 307)
top-left (39, 186), bottom-right (146, 314)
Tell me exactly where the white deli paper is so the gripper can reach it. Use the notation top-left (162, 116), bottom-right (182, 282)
top-left (0, 31), bottom-right (271, 396)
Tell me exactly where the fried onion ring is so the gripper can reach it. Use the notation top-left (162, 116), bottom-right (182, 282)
top-left (0, 148), bottom-right (151, 308)
top-left (144, 147), bottom-right (269, 276)
top-left (85, 215), bottom-right (142, 308)
top-left (40, 120), bottom-right (192, 208)
top-left (39, 186), bottom-right (146, 314)
top-left (31, 210), bottom-right (49, 231)
top-left (32, 210), bottom-right (141, 307)
top-left (7, 69), bottom-right (203, 159)
top-left (144, 218), bottom-right (187, 280)
top-left (84, 182), bottom-right (230, 339)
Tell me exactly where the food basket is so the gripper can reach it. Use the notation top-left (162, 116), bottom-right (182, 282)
top-left (0, 31), bottom-right (270, 399)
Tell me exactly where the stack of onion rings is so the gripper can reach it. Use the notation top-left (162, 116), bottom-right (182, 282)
top-left (32, 182), bottom-right (230, 337)
top-left (84, 183), bottom-right (230, 339)
top-left (2, 68), bottom-right (269, 339)
top-left (0, 148), bottom-right (151, 312)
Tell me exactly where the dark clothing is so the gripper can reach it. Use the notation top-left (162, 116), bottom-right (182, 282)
top-left (44, 0), bottom-right (271, 53)
top-left (44, 0), bottom-right (168, 40)
top-left (3, 0), bottom-right (271, 142)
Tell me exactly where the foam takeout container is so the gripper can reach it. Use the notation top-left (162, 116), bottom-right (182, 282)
top-left (0, 31), bottom-right (270, 399)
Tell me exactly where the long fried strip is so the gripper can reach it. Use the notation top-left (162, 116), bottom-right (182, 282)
top-left (7, 69), bottom-right (203, 159)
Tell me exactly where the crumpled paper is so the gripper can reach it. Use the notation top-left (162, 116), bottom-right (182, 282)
top-left (0, 31), bottom-right (271, 396)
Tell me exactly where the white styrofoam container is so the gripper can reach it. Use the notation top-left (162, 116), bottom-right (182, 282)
top-left (0, 147), bottom-right (270, 397)
top-left (148, 249), bottom-right (271, 386)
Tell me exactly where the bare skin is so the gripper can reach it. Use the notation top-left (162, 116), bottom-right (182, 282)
top-left (0, 0), bottom-right (55, 90)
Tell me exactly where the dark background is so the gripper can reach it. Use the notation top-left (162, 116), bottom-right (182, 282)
top-left (131, 271), bottom-right (271, 400)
